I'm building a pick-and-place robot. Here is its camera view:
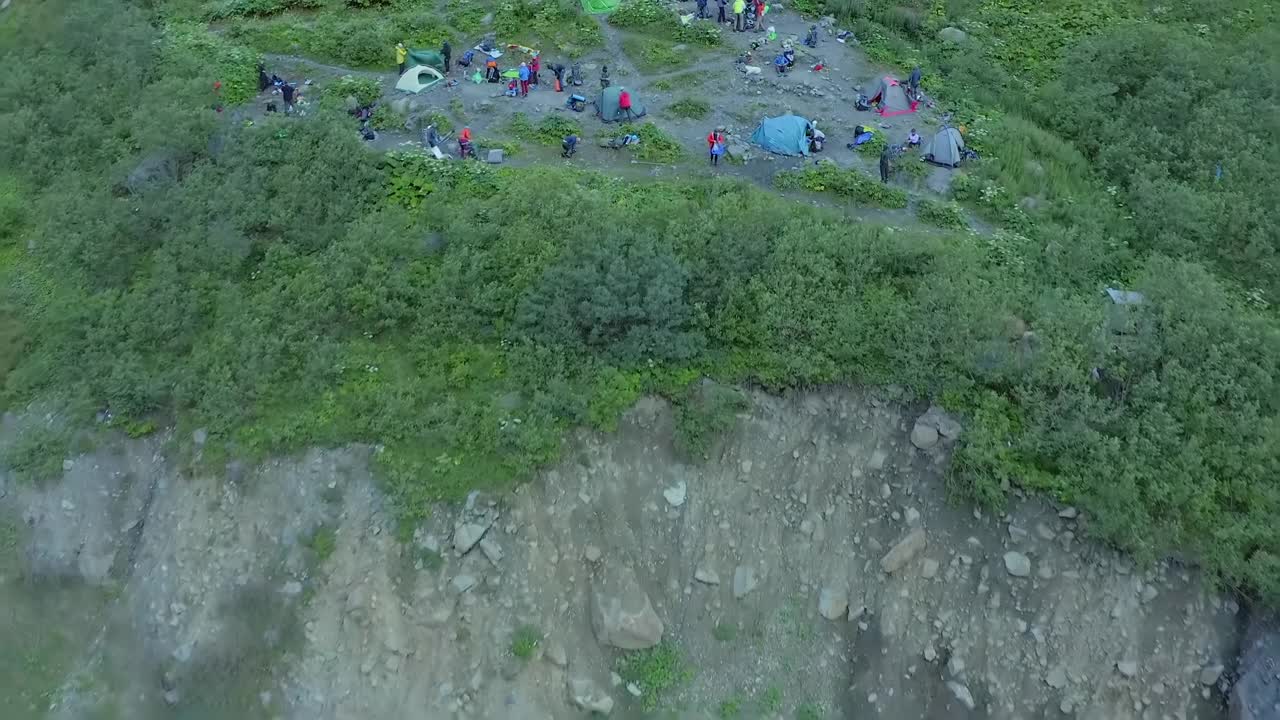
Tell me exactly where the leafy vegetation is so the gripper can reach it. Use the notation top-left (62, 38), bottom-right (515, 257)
top-left (4, 0), bottom-right (1280, 608)
top-left (796, 701), bottom-right (825, 720)
top-left (617, 122), bottom-right (687, 163)
top-left (508, 113), bottom-right (582, 145)
top-left (774, 162), bottom-right (909, 208)
top-left (510, 624), bottom-right (542, 659)
top-left (621, 37), bottom-right (693, 73)
top-left (711, 621), bottom-right (738, 642)
top-left (322, 75), bottom-right (382, 107)
top-left (666, 97), bottom-right (711, 120)
top-left (616, 641), bottom-right (692, 711)
top-left (304, 525), bottom-right (338, 562)
top-left (916, 199), bottom-right (967, 230)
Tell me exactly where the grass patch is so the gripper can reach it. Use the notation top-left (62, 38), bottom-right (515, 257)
top-left (510, 624), bottom-right (542, 659)
top-left (666, 97), bottom-right (711, 120)
top-left (1, 424), bottom-right (71, 486)
top-left (711, 621), bottom-right (738, 642)
top-left (916, 199), bottom-right (968, 230)
top-left (650, 71), bottom-right (705, 92)
top-left (675, 382), bottom-right (746, 458)
top-left (774, 161), bottom-right (909, 208)
top-left (321, 75), bottom-right (382, 107)
top-left (759, 686), bottom-right (783, 713)
top-left (616, 122), bottom-right (686, 163)
top-left (796, 701), bottom-right (825, 720)
top-left (304, 525), bottom-right (337, 562)
top-left (616, 641), bottom-right (692, 711)
top-left (508, 112), bottom-right (582, 145)
top-left (719, 696), bottom-right (743, 718)
top-left (622, 36), bottom-right (693, 73)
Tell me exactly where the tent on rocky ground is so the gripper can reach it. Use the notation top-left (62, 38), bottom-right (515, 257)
top-left (924, 126), bottom-right (964, 167)
top-left (750, 114), bottom-right (812, 156)
top-left (596, 86), bottom-right (647, 122)
top-left (869, 76), bottom-right (918, 117)
top-left (396, 65), bottom-right (444, 93)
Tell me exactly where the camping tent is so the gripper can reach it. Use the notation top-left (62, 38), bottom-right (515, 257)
top-left (407, 49), bottom-right (446, 72)
top-left (396, 65), bottom-right (444, 93)
top-left (750, 114), bottom-right (812, 156)
top-left (596, 86), bottom-right (647, 122)
top-left (924, 126), bottom-right (964, 167)
top-left (869, 76), bottom-right (917, 117)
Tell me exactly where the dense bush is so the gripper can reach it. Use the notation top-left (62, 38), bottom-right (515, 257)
top-left (916, 198), bottom-right (967, 229)
top-left (206, 0), bottom-right (323, 20)
top-left (666, 98), bottom-right (711, 120)
top-left (774, 162), bottom-right (909, 208)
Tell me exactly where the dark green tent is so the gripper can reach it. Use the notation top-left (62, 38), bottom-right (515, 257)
top-left (406, 49), bottom-right (445, 72)
top-left (596, 86), bottom-right (646, 123)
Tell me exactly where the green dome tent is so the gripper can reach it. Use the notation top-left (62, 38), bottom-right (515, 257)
top-left (925, 126), bottom-right (964, 167)
top-left (596, 86), bottom-right (646, 123)
top-left (749, 114), bottom-right (811, 156)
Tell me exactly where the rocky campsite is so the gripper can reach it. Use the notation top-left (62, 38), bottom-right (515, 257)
top-left (1, 0), bottom-right (1277, 718)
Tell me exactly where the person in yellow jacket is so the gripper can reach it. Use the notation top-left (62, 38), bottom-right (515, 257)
top-left (732, 0), bottom-right (745, 31)
top-left (396, 42), bottom-right (407, 75)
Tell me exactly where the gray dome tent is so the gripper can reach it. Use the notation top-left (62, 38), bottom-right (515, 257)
top-left (925, 126), bottom-right (965, 167)
top-left (596, 86), bottom-right (646, 122)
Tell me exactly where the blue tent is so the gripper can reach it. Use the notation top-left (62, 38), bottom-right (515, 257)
top-left (750, 114), bottom-right (811, 156)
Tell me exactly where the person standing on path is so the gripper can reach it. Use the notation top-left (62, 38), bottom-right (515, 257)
top-left (518, 62), bottom-right (530, 97)
top-left (600, 65), bottom-right (611, 89)
top-left (753, 0), bottom-right (765, 31)
top-left (707, 126), bottom-right (726, 165)
top-left (717, 0), bottom-right (728, 23)
top-left (441, 40), bottom-right (452, 73)
top-left (696, 0), bottom-right (708, 18)
top-left (733, 0), bottom-right (745, 31)
top-left (879, 147), bottom-right (892, 183)
top-left (396, 42), bottom-right (407, 75)
top-left (530, 54), bottom-right (541, 87)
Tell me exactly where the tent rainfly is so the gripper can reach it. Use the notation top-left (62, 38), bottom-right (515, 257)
top-left (396, 65), bottom-right (444, 94)
top-left (869, 76), bottom-right (918, 117)
top-left (749, 114), bottom-right (812, 156)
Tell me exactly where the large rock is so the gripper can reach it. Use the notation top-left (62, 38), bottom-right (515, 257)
top-left (569, 677), bottom-right (615, 715)
top-left (590, 565), bottom-right (664, 649)
top-left (1231, 612), bottom-right (1280, 720)
top-left (454, 522), bottom-right (489, 554)
top-left (880, 529), bottom-right (927, 574)
top-left (938, 26), bottom-right (968, 43)
top-left (818, 587), bottom-right (849, 620)
top-left (909, 423), bottom-right (939, 450)
top-left (733, 565), bottom-right (758, 599)
top-left (1003, 551), bottom-right (1032, 577)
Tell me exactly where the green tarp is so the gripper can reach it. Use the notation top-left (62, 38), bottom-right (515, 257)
top-left (581, 0), bottom-right (619, 14)
top-left (406, 49), bottom-right (445, 72)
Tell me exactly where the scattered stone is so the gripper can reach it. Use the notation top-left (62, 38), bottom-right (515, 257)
top-left (1008, 524), bottom-right (1028, 542)
top-left (1035, 522), bottom-right (1056, 540)
top-left (451, 574), bottom-right (477, 594)
top-left (879, 483), bottom-right (892, 500)
top-left (1140, 584), bottom-right (1159, 603)
top-left (569, 677), bottom-right (614, 715)
top-left (1003, 551), bottom-right (1032, 577)
top-left (947, 656), bottom-right (965, 677)
top-left (591, 565), bottom-right (665, 649)
top-left (1046, 667), bottom-right (1068, 689)
top-left (281, 580), bottom-right (303, 596)
top-left (848, 605), bottom-right (866, 621)
top-left (1200, 664), bottom-right (1224, 687)
top-left (454, 522), bottom-right (489, 554)
top-left (733, 565), bottom-right (758, 599)
top-left (585, 545), bottom-right (603, 563)
top-left (164, 689), bottom-right (181, 706)
top-left (694, 566), bottom-right (720, 585)
top-left (479, 537), bottom-right (503, 565)
top-left (924, 645), bottom-right (937, 662)
top-left (880, 529), bottom-right (927, 574)
top-left (1058, 507), bottom-right (1079, 519)
top-left (946, 681), bottom-right (975, 710)
top-left (1116, 660), bottom-right (1138, 678)
top-left (818, 587), bottom-right (849, 620)
top-left (663, 481), bottom-right (687, 507)
top-left (545, 641), bottom-right (568, 668)
top-left (1231, 611), bottom-right (1280, 719)
top-left (909, 423), bottom-right (939, 450)
top-left (904, 507), bottom-right (921, 526)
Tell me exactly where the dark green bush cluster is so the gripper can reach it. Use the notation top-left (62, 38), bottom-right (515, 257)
top-left (774, 162), bottom-right (909, 208)
top-left (322, 75), bottom-right (383, 107)
top-left (617, 122), bottom-right (686, 163)
top-left (206, 0), bottom-right (322, 20)
top-left (507, 113), bottom-right (582, 145)
top-left (666, 97), bottom-right (711, 120)
top-left (916, 198), bottom-right (967, 229)
top-left (611, 0), bottom-right (722, 45)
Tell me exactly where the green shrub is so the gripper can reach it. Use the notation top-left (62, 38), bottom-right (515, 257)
top-left (616, 642), bottom-right (691, 711)
top-left (608, 0), bottom-right (670, 28)
top-left (651, 71), bottom-right (704, 92)
top-left (206, 0), bottom-right (323, 20)
top-left (323, 75), bottom-right (383, 107)
top-left (1, 424), bottom-right (71, 486)
top-left (617, 122), bottom-right (686, 163)
top-left (675, 381), bottom-right (746, 458)
top-left (164, 22), bottom-right (260, 105)
top-left (510, 624), bottom-right (542, 659)
top-left (622, 37), bottom-right (692, 73)
top-left (304, 525), bottom-right (338, 561)
top-left (774, 162), bottom-right (909, 208)
top-left (666, 97), bottom-right (711, 120)
top-left (507, 113), bottom-right (581, 145)
top-left (916, 199), bottom-right (967, 229)
top-left (370, 105), bottom-right (404, 131)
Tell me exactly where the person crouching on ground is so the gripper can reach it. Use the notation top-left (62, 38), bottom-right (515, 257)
top-left (907, 128), bottom-right (921, 148)
top-left (707, 126), bottom-right (727, 165)
top-left (485, 58), bottom-right (500, 83)
top-left (562, 134), bottom-right (579, 158)
top-left (618, 87), bottom-right (634, 121)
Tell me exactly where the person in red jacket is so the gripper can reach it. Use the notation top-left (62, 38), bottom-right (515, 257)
top-left (707, 126), bottom-right (726, 165)
top-left (530, 53), bottom-right (541, 86)
top-left (617, 87), bottom-right (634, 121)
top-left (458, 126), bottom-right (474, 158)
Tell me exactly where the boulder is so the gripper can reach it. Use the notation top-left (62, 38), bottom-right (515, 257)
top-left (909, 423), bottom-right (939, 450)
top-left (880, 529), bottom-right (927, 574)
top-left (590, 565), bottom-right (664, 649)
top-left (453, 522), bottom-right (489, 554)
top-left (938, 26), bottom-right (968, 44)
top-left (569, 677), bottom-right (614, 715)
top-left (818, 587), bottom-right (849, 620)
top-left (1231, 612), bottom-right (1280, 720)
top-left (1003, 551), bottom-right (1032, 577)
